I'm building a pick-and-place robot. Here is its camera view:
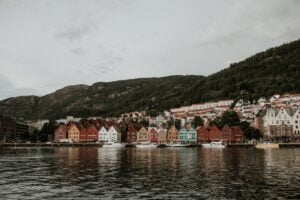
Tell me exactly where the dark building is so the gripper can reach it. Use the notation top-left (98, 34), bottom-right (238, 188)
top-left (0, 116), bottom-right (16, 142)
top-left (0, 115), bottom-right (30, 142)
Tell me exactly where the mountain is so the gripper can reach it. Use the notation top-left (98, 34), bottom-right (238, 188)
top-left (1, 39), bottom-right (300, 120)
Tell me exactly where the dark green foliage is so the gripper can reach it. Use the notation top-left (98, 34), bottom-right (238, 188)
top-left (192, 116), bottom-right (204, 128)
top-left (1, 39), bottom-right (300, 120)
top-left (240, 121), bottom-right (262, 140)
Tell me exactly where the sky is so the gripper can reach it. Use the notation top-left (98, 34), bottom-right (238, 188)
top-left (0, 0), bottom-right (300, 100)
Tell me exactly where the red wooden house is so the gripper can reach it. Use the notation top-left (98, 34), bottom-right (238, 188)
top-left (148, 127), bottom-right (158, 143)
top-left (232, 126), bottom-right (245, 143)
top-left (221, 124), bottom-right (234, 143)
top-left (126, 124), bottom-right (138, 143)
top-left (80, 125), bottom-right (98, 142)
top-left (209, 126), bottom-right (222, 141)
top-left (197, 126), bottom-right (210, 143)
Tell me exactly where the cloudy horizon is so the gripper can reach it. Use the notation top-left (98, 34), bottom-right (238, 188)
top-left (0, 0), bottom-right (300, 100)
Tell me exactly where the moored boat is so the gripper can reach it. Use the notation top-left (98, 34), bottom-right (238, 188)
top-left (103, 142), bottom-right (126, 148)
top-left (136, 142), bottom-right (158, 148)
top-left (166, 143), bottom-right (188, 147)
top-left (202, 141), bottom-right (225, 148)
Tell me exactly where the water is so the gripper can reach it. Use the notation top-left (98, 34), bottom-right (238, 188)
top-left (0, 147), bottom-right (300, 200)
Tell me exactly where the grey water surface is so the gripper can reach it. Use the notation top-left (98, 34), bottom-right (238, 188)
top-left (0, 147), bottom-right (299, 200)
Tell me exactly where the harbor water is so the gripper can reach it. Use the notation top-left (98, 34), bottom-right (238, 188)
top-left (0, 147), bottom-right (299, 199)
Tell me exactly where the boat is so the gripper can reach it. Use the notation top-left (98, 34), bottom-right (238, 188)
top-left (166, 143), bottom-right (188, 147)
top-left (136, 142), bottom-right (158, 148)
top-left (103, 142), bottom-right (126, 148)
top-left (202, 141), bottom-right (225, 148)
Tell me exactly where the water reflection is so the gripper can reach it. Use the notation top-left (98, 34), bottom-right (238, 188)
top-left (0, 147), bottom-right (300, 199)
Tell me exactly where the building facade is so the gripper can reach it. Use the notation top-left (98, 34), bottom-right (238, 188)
top-left (167, 125), bottom-right (179, 143)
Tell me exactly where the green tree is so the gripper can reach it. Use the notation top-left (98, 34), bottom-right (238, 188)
top-left (220, 110), bottom-right (240, 127)
top-left (192, 116), bottom-right (204, 128)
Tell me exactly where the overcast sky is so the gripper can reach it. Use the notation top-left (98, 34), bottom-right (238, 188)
top-left (0, 0), bottom-right (299, 100)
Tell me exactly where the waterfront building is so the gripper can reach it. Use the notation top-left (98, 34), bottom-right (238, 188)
top-left (257, 107), bottom-right (300, 140)
top-left (137, 127), bottom-right (149, 142)
top-left (221, 124), bottom-right (233, 143)
top-left (167, 125), bottom-right (179, 143)
top-left (54, 124), bottom-right (68, 142)
top-left (80, 125), bottom-right (98, 142)
top-left (126, 124), bottom-right (138, 143)
top-left (231, 126), bottom-right (245, 142)
top-left (148, 127), bottom-right (158, 143)
top-left (157, 128), bottom-right (167, 144)
top-left (197, 126), bottom-right (210, 143)
top-left (0, 115), bottom-right (16, 143)
top-left (98, 126), bottom-right (109, 142)
top-left (107, 125), bottom-right (121, 143)
top-left (179, 124), bottom-right (197, 144)
top-left (209, 125), bottom-right (222, 141)
top-left (67, 123), bottom-right (81, 143)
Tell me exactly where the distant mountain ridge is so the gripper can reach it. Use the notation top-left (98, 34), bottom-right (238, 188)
top-left (1, 38), bottom-right (300, 120)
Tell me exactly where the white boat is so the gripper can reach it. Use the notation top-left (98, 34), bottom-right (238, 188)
top-left (202, 141), bottom-right (225, 148)
top-left (166, 143), bottom-right (188, 147)
top-left (103, 142), bottom-right (126, 148)
top-left (136, 142), bottom-right (158, 148)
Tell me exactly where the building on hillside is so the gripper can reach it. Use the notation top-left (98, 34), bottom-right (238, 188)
top-left (157, 128), bottom-right (167, 144)
top-left (54, 124), bottom-right (68, 142)
top-left (197, 126), bottom-right (210, 143)
top-left (167, 125), bottom-right (179, 144)
top-left (126, 124), bottom-right (138, 143)
top-left (67, 123), bottom-right (81, 143)
top-left (179, 124), bottom-right (197, 144)
top-left (148, 127), bottom-right (158, 143)
top-left (137, 127), bottom-right (149, 142)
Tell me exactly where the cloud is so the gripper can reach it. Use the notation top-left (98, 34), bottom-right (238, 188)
top-left (55, 22), bottom-right (94, 42)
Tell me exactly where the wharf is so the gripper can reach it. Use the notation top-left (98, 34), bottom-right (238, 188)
top-left (0, 143), bottom-right (102, 148)
top-left (279, 143), bottom-right (300, 148)
top-left (227, 144), bottom-right (254, 148)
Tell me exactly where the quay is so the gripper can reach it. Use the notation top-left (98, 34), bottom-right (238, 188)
top-left (227, 144), bottom-right (254, 148)
top-left (0, 143), bottom-right (102, 148)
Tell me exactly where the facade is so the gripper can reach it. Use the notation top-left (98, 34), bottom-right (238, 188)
top-left (209, 126), bottom-right (222, 141)
top-left (148, 127), bottom-right (158, 143)
top-left (221, 124), bottom-right (233, 143)
top-left (157, 128), bottom-right (167, 143)
top-left (258, 107), bottom-right (300, 140)
top-left (107, 125), bottom-right (121, 143)
top-left (197, 126), bottom-right (209, 143)
top-left (54, 124), bottom-right (68, 141)
top-left (126, 124), bottom-right (138, 143)
top-left (80, 125), bottom-right (98, 142)
top-left (231, 126), bottom-right (245, 142)
top-left (67, 123), bottom-right (81, 143)
top-left (98, 126), bottom-right (108, 142)
top-left (137, 127), bottom-right (149, 142)
top-left (167, 125), bottom-right (179, 143)
top-left (179, 124), bottom-right (197, 144)
top-left (0, 116), bottom-right (16, 142)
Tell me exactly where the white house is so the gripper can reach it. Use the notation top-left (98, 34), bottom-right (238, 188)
top-left (98, 126), bottom-right (108, 142)
top-left (107, 125), bottom-right (121, 143)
